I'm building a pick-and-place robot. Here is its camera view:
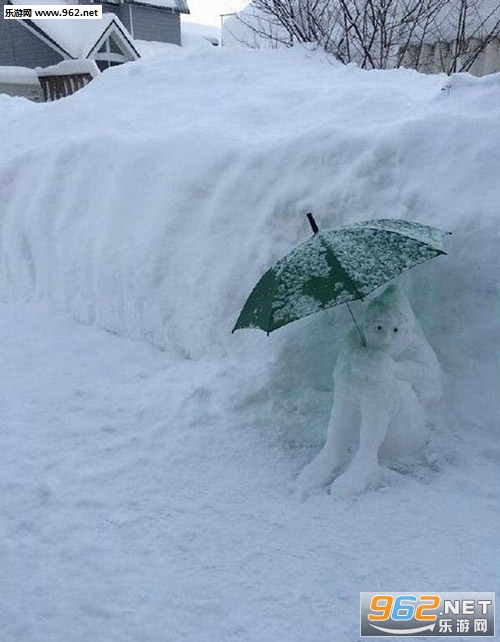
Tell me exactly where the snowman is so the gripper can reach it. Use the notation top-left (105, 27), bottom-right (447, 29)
top-left (296, 284), bottom-right (442, 496)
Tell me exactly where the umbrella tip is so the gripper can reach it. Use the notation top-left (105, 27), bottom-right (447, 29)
top-left (306, 212), bottom-right (319, 235)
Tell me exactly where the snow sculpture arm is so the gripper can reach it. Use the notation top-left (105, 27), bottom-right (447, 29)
top-left (395, 340), bottom-right (442, 407)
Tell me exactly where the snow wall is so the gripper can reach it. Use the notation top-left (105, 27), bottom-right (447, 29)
top-left (0, 47), bottom-right (498, 446)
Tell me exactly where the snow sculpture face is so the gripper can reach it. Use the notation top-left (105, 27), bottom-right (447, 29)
top-left (362, 285), bottom-right (413, 354)
top-left (363, 312), bottom-right (407, 351)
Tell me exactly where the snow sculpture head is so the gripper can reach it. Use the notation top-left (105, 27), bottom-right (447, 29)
top-left (362, 284), bottom-right (414, 354)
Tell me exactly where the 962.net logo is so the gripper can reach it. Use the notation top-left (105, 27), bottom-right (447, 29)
top-left (360, 592), bottom-right (495, 637)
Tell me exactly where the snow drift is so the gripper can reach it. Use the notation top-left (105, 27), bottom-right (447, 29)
top-left (0, 47), bottom-right (498, 445)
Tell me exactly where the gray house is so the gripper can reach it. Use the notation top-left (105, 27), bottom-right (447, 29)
top-left (0, 0), bottom-right (190, 71)
top-left (95, 0), bottom-right (189, 45)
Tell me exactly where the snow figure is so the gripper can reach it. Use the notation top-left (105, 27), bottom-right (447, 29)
top-left (296, 284), bottom-right (441, 496)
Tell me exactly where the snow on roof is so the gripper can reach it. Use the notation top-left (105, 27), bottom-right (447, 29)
top-left (36, 58), bottom-right (100, 77)
top-left (10, 0), bottom-right (137, 58)
top-left (0, 65), bottom-right (39, 84)
top-left (124, 0), bottom-right (189, 12)
top-left (40, 14), bottom-right (117, 58)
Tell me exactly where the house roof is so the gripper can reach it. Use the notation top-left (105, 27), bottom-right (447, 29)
top-left (125, 0), bottom-right (190, 13)
top-left (10, 0), bottom-right (140, 59)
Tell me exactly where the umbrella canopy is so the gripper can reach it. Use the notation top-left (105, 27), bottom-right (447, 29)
top-left (232, 217), bottom-right (450, 337)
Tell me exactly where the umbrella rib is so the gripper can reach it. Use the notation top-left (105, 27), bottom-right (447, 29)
top-left (362, 221), bottom-right (451, 249)
top-left (323, 228), bottom-right (447, 301)
top-left (351, 250), bottom-right (447, 302)
top-left (346, 302), bottom-right (367, 347)
top-left (364, 226), bottom-right (448, 255)
top-left (318, 235), bottom-right (364, 300)
top-left (265, 272), bottom-right (279, 336)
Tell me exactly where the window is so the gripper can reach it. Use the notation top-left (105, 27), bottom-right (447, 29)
top-left (109, 35), bottom-right (122, 54)
top-left (93, 32), bottom-right (132, 69)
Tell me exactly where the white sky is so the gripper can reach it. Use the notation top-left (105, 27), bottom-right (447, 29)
top-left (183, 0), bottom-right (249, 28)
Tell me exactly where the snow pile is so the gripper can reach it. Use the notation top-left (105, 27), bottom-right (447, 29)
top-left (136, 26), bottom-right (219, 58)
top-left (0, 50), bottom-right (498, 406)
top-left (0, 47), bottom-right (499, 642)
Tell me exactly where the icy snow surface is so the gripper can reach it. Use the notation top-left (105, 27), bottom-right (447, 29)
top-left (0, 46), bottom-right (499, 640)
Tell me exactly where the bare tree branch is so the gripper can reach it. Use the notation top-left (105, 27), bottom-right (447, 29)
top-left (231, 0), bottom-right (500, 74)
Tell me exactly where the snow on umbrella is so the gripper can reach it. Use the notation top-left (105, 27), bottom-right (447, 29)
top-left (232, 214), bottom-right (450, 345)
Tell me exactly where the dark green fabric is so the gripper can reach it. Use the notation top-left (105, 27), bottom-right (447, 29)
top-left (233, 219), bottom-right (449, 334)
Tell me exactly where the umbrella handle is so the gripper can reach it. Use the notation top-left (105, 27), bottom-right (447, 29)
top-left (306, 212), bottom-right (319, 235)
top-left (346, 302), bottom-right (367, 348)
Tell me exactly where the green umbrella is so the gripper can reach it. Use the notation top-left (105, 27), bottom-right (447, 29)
top-left (232, 214), bottom-right (450, 345)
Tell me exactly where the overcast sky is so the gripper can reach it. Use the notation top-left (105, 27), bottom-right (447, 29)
top-left (183, 0), bottom-right (249, 28)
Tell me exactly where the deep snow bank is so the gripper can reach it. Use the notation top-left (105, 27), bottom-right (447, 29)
top-left (0, 47), bottom-right (498, 442)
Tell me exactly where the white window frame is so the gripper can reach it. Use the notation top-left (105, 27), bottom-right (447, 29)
top-left (94, 36), bottom-right (129, 66)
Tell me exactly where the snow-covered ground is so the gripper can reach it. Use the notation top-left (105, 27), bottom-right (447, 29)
top-left (0, 45), bottom-right (498, 640)
top-left (0, 303), bottom-right (497, 641)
